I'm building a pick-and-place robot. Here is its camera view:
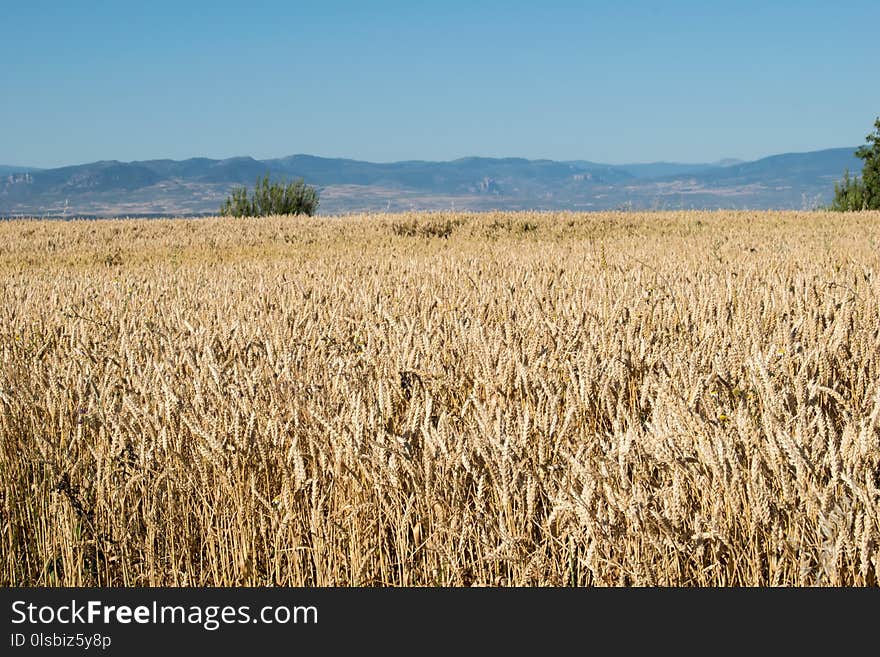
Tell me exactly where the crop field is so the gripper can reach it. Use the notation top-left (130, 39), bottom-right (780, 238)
top-left (1, 210), bottom-right (879, 586)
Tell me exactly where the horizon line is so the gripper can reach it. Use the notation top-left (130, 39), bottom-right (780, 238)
top-left (3, 144), bottom-right (861, 172)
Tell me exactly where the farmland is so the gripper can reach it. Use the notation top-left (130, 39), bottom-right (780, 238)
top-left (1, 210), bottom-right (879, 585)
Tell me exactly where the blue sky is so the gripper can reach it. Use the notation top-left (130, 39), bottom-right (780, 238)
top-left (3, 1), bottom-right (879, 167)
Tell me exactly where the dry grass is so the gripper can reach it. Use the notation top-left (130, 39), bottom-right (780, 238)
top-left (1, 210), bottom-right (879, 586)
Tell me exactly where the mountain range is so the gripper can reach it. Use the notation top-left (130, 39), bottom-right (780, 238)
top-left (0, 147), bottom-right (862, 217)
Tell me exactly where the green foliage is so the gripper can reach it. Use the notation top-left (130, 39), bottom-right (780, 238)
top-left (855, 117), bottom-right (880, 208)
top-left (220, 175), bottom-right (319, 217)
top-left (830, 116), bottom-right (880, 211)
top-left (829, 170), bottom-right (866, 211)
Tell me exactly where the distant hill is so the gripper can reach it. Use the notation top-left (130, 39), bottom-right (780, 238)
top-left (603, 159), bottom-right (743, 179)
top-left (667, 147), bottom-right (860, 186)
top-left (138, 157), bottom-right (272, 183)
top-left (627, 147), bottom-right (863, 210)
top-left (265, 154), bottom-right (633, 189)
top-left (0, 165), bottom-right (42, 176)
top-left (0, 147), bottom-right (863, 216)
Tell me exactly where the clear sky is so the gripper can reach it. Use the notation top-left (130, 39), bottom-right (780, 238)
top-left (3, 0), bottom-right (879, 168)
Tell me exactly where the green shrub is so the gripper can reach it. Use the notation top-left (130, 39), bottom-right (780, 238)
top-left (830, 116), bottom-right (880, 211)
top-left (829, 170), bottom-right (866, 211)
top-left (220, 175), bottom-right (319, 217)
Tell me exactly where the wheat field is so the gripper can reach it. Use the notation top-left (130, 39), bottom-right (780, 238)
top-left (1, 210), bottom-right (879, 586)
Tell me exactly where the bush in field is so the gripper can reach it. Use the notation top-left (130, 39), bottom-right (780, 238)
top-left (220, 175), bottom-right (319, 217)
top-left (830, 116), bottom-right (880, 211)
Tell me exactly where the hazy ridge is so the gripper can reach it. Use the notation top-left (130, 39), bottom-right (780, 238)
top-left (0, 147), bottom-right (862, 216)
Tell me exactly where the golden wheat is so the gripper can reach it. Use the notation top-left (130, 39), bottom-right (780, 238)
top-left (1, 210), bottom-right (879, 586)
